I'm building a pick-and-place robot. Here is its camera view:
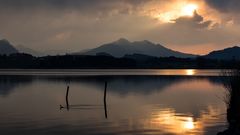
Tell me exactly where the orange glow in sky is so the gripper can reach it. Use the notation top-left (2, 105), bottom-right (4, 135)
top-left (181, 4), bottom-right (198, 16)
top-left (154, 2), bottom-right (200, 23)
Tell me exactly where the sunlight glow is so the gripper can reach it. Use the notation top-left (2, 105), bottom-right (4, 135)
top-left (149, 110), bottom-right (197, 134)
top-left (155, 2), bottom-right (199, 23)
top-left (186, 69), bottom-right (195, 75)
top-left (181, 4), bottom-right (198, 16)
top-left (144, 106), bottom-right (223, 134)
top-left (184, 117), bottom-right (195, 129)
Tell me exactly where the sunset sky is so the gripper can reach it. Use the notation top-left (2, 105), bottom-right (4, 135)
top-left (0, 0), bottom-right (240, 55)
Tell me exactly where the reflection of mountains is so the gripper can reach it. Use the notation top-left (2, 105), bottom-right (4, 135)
top-left (0, 75), bottom-right (226, 96)
top-left (40, 75), bottom-right (226, 95)
top-left (0, 75), bottom-right (34, 96)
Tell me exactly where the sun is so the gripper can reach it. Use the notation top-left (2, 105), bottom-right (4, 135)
top-left (156, 3), bottom-right (199, 22)
top-left (181, 4), bottom-right (198, 16)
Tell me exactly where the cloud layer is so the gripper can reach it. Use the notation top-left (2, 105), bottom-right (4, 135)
top-left (0, 0), bottom-right (240, 54)
top-left (205, 0), bottom-right (240, 13)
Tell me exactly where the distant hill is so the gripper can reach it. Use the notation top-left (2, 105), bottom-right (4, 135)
top-left (75, 38), bottom-right (196, 58)
top-left (0, 39), bottom-right (18, 55)
top-left (16, 45), bottom-right (44, 57)
top-left (205, 46), bottom-right (240, 60)
top-left (16, 45), bottom-right (72, 56)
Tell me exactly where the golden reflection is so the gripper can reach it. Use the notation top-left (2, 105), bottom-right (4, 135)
top-left (141, 106), bottom-right (223, 135)
top-left (184, 117), bottom-right (195, 129)
top-left (149, 110), bottom-right (197, 133)
top-left (186, 69), bottom-right (195, 75)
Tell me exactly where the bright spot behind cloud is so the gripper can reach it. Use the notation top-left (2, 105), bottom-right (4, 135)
top-left (155, 2), bottom-right (199, 23)
top-left (181, 4), bottom-right (198, 16)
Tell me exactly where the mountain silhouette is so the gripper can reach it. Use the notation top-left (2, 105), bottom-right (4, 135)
top-left (2, 38), bottom-right (240, 61)
top-left (0, 39), bottom-right (18, 55)
top-left (76, 38), bottom-right (196, 58)
top-left (205, 46), bottom-right (240, 60)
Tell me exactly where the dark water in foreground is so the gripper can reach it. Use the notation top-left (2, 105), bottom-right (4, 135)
top-left (0, 70), bottom-right (228, 135)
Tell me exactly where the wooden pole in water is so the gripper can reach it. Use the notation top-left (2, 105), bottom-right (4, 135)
top-left (66, 86), bottom-right (70, 111)
top-left (104, 82), bottom-right (108, 119)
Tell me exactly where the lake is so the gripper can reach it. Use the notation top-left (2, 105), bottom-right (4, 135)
top-left (0, 69), bottom-right (229, 135)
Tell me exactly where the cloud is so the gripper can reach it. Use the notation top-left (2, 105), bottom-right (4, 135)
top-left (137, 10), bottom-right (240, 53)
top-left (0, 0), bottom-right (149, 16)
top-left (172, 11), bottom-right (212, 29)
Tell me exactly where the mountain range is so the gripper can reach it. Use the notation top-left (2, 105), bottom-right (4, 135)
top-left (76, 38), bottom-right (196, 58)
top-left (16, 45), bottom-right (45, 56)
top-left (1, 38), bottom-right (240, 60)
top-left (0, 40), bottom-right (70, 56)
top-left (204, 46), bottom-right (240, 60)
top-left (0, 39), bottom-right (18, 55)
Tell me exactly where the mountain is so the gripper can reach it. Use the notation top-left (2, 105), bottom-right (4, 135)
top-left (76, 38), bottom-right (196, 58)
top-left (16, 45), bottom-right (72, 56)
top-left (205, 46), bottom-right (240, 60)
top-left (0, 39), bottom-right (18, 55)
top-left (16, 45), bottom-right (45, 56)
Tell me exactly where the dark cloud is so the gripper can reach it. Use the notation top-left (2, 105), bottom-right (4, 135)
top-left (0, 0), bottom-right (111, 8)
top-left (205, 0), bottom-right (240, 13)
top-left (0, 0), bottom-right (148, 15)
top-left (172, 11), bottom-right (212, 29)
top-left (138, 11), bottom-right (240, 51)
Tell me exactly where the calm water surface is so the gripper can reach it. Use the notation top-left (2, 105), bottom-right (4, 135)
top-left (0, 70), bottom-right (228, 135)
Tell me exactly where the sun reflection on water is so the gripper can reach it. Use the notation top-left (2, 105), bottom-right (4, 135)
top-left (141, 106), bottom-right (224, 135)
top-left (186, 69), bottom-right (195, 75)
top-left (150, 110), bottom-right (197, 133)
top-left (184, 117), bottom-right (195, 130)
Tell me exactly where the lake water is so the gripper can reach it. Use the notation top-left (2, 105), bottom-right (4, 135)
top-left (0, 69), bottom-right (229, 135)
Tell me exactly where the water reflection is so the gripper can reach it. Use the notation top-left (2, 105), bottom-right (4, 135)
top-left (0, 75), bottom-right (225, 96)
top-left (186, 69), bottom-right (195, 76)
top-left (0, 74), bottom-right (227, 135)
top-left (0, 69), bottom-right (223, 76)
top-left (147, 105), bottom-right (223, 135)
top-left (60, 82), bottom-right (108, 119)
top-left (39, 75), bottom-right (225, 96)
top-left (0, 75), bottom-right (33, 96)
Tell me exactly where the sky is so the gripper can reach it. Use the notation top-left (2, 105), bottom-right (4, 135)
top-left (0, 0), bottom-right (240, 55)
